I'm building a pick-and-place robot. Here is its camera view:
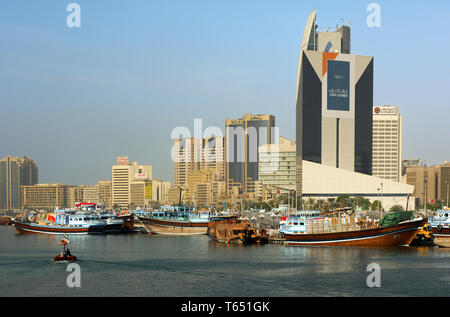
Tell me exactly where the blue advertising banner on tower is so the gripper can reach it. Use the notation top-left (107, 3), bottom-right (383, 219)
top-left (327, 60), bottom-right (350, 111)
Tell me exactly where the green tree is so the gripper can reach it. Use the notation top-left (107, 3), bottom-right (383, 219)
top-left (371, 200), bottom-right (381, 211)
top-left (354, 196), bottom-right (371, 210)
top-left (427, 200), bottom-right (443, 211)
top-left (389, 205), bottom-right (404, 212)
top-left (336, 195), bottom-right (350, 208)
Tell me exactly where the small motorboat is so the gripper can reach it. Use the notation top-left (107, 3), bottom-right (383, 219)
top-left (53, 254), bottom-right (77, 262)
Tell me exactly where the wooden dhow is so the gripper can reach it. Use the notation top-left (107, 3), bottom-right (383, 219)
top-left (208, 215), bottom-right (268, 244)
top-left (284, 217), bottom-right (427, 247)
top-left (137, 210), bottom-right (210, 236)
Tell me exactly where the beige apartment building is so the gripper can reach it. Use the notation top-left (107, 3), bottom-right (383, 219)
top-left (183, 168), bottom-right (225, 207)
top-left (21, 183), bottom-right (70, 211)
top-left (372, 106), bottom-right (403, 182)
top-left (406, 161), bottom-right (450, 207)
top-left (185, 168), bottom-right (215, 202)
top-left (96, 180), bottom-right (112, 208)
top-left (22, 184), bottom-right (99, 211)
top-left (112, 156), bottom-right (152, 209)
top-left (67, 185), bottom-right (84, 208)
top-left (130, 179), bottom-right (153, 208)
top-left (194, 181), bottom-right (226, 209)
top-left (81, 185), bottom-right (100, 204)
top-left (151, 178), bottom-right (172, 203)
top-left (173, 136), bottom-right (225, 189)
top-left (173, 138), bottom-right (198, 189)
top-left (23, 180), bottom-right (113, 211)
top-left (166, 187), bottom-right (183, 206)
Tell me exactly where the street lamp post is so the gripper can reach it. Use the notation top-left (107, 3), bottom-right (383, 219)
top-left (446, 180), bottom-right (449, 209)
top-left (424, 176), bottom-right (428, 212)
top-left (295, 190), bottom-right (298, 211)
top-left (377, 188), bottom-right (380, 213)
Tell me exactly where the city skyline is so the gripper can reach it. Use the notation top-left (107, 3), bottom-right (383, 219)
top-left (1, 1), bottom-right (449, 186)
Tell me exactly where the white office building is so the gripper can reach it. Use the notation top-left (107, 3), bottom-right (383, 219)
top-left (372, 106), bottom-right (403, 182)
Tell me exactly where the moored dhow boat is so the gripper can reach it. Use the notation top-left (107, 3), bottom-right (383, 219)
top-left (11, 216), bottom-right (102, 235)
top-left (137, 207), bottom-right (210, 235)
top-left (11, 207), bottom-right (134, 235)
top-left (284, 211), bottom-right (427, 247)
top-left (428, 209), bottom-right (450, 247)
top-left (208, 215), bottom-right (268, 245)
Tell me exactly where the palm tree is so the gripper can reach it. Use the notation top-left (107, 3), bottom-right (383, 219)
top-left (371, 200), bottom-right (381, 211)
top-left (389, 205), bottom-right (404, 212)
top-left (305, 198), bottom-right (316, 210)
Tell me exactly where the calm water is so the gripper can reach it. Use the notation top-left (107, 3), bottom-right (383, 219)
top-left (1, 225), bottom-right (450, 297)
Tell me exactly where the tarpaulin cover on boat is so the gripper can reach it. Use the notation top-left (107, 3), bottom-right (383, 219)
top-left (379, 211), bottom-right (414, 228)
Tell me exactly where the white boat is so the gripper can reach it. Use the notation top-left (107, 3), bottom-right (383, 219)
top-left (12, 204), bottom-right (134, 235)
top-left (429, 209), bottom-right (450, 247)
top-left (279, 211), bottom-right (322, 235)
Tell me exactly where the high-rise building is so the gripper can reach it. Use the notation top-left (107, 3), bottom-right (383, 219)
top-left (372, 106), bottom-right (403, 182)
top-left (193, 181), bottom-right (226, 208)
top-left (0, 155), bottom-right (38, 210)
top-left (173, 138), bottom-right (199, 189)
top-left (151, 179), bottom-right (172, 203)
top-left (130, 179), bottom-right (152, 209)
top-left (295, 10), bottom-right (374, 199)
top-left (67, 185), bottom-right (83, 208)
top-left (173, 136), bottom-right (225, 189)
top-left (185, 168), bottom-right (214, 205)
top-left (202, 136), bottom-right (225, 181)
top-left (112, 156), bottom-right (152, 209)
top-left (96, 180), bottom-right (112, 208)
top-left (167, 187), bottom-right (183, 206)
top-left (258, 137), bottom-right (296, 195)
top-left (402, 159), bottom-right (422, 176)
top-left (225, 114), bottom-right (275, 195)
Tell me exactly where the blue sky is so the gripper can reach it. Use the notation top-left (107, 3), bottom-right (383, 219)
top-left (1, 0), bottom-right (449, 185)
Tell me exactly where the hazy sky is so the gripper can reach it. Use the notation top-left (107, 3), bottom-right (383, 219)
top-left (1, 0), bottom-right (449, 185)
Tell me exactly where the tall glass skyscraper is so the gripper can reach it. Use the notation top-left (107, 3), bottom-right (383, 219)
top-left (295, 10), bottom-right (374, 200)
top-left (225, 114), bottom-right (275, 195)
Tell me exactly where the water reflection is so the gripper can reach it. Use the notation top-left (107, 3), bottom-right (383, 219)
top-left (280, 245), bottom-right (441, 274)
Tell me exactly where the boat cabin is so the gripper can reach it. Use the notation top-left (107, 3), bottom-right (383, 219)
top-left (429, 209), bottom-right (450, 228)
top-left (279, 211), bottom-right (322, 235)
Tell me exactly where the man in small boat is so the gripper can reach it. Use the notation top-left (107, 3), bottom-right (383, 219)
top-left (58, 234), bottom-right (72, 257)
